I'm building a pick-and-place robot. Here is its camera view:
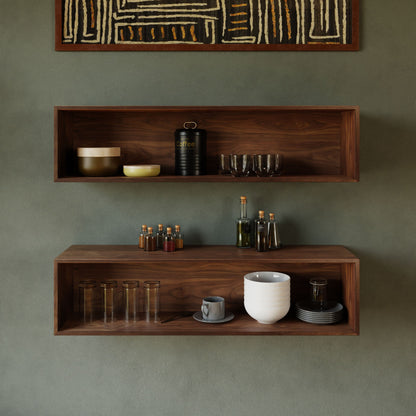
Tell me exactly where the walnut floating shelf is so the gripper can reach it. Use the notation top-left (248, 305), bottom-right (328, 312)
top-left (54, 245), bottom-right (360, 336)
top-left (54, 106), bottom-right (359, 183)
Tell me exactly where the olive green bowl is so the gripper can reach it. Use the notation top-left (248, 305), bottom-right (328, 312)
top-left (123, 164), bottom-right (161, 177)
top-left (77, 147), bottom-right (121, 177)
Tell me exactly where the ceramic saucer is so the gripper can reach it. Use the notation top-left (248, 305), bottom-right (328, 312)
top-left (193, 311), bottom-right (235, 324)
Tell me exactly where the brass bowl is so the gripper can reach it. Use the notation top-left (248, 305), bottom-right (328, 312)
top-left (77, 147), bottom-right (121, 176)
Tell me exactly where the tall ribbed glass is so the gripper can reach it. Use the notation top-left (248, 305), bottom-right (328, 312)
top-left (144, 281), bottom-right (160, 322)
top-left (122, 281), bottom-right (139, 322)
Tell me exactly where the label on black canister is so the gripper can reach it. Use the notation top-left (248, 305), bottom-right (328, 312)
top-left (175, 121), bottom-right (206, 176)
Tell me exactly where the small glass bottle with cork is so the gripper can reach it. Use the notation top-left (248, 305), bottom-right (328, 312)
top-left (255, 210), bottom-right (268, 252)
top-left (156, 224), bottom-right (165, 250)
top-left (174, 225), bottom-right (184, 249)
top-left (144, 226), bottom-right (156, 251)
top-left (268, 212), bottom-right (281, 249)
top-left (163, 227), bottom-right (176, 252)
top-left (236, 196), bottom-right (251, 248)
top-left (138, 224), bottom-right (147, 249)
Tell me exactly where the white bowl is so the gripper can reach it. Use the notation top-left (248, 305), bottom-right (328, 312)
top-left (244, 304), bottom-right (290, 324)
top-left (123, 164), bottom-right (160, 177)
top-left (244, 271), bottom-right (291, 324)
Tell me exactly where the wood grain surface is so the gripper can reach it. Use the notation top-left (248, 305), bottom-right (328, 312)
top-left (54, 106), bottom-right (359, 182)
top-left (54, 245), bottom-right (359, 335)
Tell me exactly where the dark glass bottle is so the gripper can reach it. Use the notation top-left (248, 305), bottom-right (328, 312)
top-left (138, 225), bottom-right (147, 249)
top-left (174, 225), bottom-right (184, 249)
top-left (144, 227), bottom-right (156, 251)
top-left (255, 210), bottom-right (268, 252)
top-left (156, 224), bottom-right (165, 250)
top-left (236, 196), bottom-right (251, 248)
top-left (268, 213), bottom-right (281, 249)
top-left (163, 227), bottom-right (176, 252)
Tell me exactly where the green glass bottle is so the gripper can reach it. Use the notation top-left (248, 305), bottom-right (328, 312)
top-left (236, 196), bottom-right (251, 248)
top-left (255, 210), bottom-right (268, 252)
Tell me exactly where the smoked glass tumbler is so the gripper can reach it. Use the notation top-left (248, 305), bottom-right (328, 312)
top-left (253, 154), bottom-right (273, 177)
top-left (309, 279), bottom-right (328, 310)
top-left (79, 280), bottom-right (97, 324)
top-left (122, 281), bottom-right (139, 323)
top-left (101, 281), bottom-right (118, 323)
top-left (273, 154), bottom-right (283, 176)
top-left (230, 154), bottom-right (251, 177)
top-left (144, 281), bottom-right (160, 322)
top-left (219, 154), bottom-right (231, 175)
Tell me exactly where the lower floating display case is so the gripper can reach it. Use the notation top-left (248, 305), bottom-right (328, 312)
top-left (54, 245), bottom-right (359, 336)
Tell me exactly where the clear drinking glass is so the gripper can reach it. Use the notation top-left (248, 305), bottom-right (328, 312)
top-left (309, 279), bottom-right (328, 310)
top-left (230, 154), bottom-right (251, 177)
top-left (79, 280), bottom-right (97, 324)
top-left (144, 281), bottom-right (160, 322)
top-left (122, 281), bottom-right (139, 323)
top-left (101, 281), bottom-right (118, 324)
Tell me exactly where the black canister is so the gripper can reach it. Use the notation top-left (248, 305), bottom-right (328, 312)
top-left (175, 121), bottom-right (207, 176)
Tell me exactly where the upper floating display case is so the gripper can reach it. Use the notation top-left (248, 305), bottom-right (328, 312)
top-left (54, 106), bottom-right (359, 182)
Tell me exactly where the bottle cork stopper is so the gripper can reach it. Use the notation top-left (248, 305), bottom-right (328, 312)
top-left (175, 225), bottom-right (180, 231)
top-left (158, 224), bottom-right (163, 230)
top-left (167, 227), bottom-right (172, 234)
top-left (269, 213), bottom-right (275, 220)
top-left (148, 227), bottom-right (153, 233)
top-left (240, 196), bottom-right (247, 202)
top-left (259, 210), bottom-right (265, 218)
top-left (142, 224), bottom-right (147, 230)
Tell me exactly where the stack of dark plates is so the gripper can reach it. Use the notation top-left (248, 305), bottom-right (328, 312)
top-left (295, 301), bottom-right (344, 324)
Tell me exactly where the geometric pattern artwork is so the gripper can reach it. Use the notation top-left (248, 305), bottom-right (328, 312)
top-left (56, 0), bottom-right (359, 50)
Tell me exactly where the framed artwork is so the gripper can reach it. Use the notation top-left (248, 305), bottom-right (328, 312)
top-left (55, 0), bottom-right (359, 51)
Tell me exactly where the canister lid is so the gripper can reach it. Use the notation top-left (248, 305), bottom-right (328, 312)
top-left (77, 147), bottom-right (121, 157)
top-left (175, 121), bottom-right (206, 136)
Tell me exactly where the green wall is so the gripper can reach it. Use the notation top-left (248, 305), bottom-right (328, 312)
top-left (1, 1), bottom-right (415, 415)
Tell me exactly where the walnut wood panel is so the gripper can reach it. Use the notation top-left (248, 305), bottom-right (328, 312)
top-left (58, 316), bottom-right (356, 336)
top-left (71, 262), bottom-right (342, 313)
top-left (55, 245), bottom-right (359, 263)
top-left (54, 106), bottom-right (359, 182)
top-left (55, 263), bottom-right (74, 331)
top-left (342, 262), bottom-right (360, 334)
top-left (54, 245), bottom-right (359, 335)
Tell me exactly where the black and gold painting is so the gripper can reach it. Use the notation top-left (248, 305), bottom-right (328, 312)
top-left (56, 0), bottom-right (359, 50)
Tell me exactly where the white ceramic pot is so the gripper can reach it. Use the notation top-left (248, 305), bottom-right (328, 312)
top-left (244, 271), bottom-right (291, 324)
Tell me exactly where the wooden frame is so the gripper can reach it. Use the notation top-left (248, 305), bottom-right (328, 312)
top-left (54, 106), bottom-right (360, 182)
top-left (54, 245), bottom-right (360, 335)
top-left (55, 0), bottom-right (359, 51)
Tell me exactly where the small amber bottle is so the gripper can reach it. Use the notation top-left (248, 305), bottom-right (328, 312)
top-left (174, 225), bottom-right (184, 249)
top-left (138, 225), bottom-right (147, 249)
top-left (164, 227), bottom-right (176, 252)
top-left (144, 227), bottom-right (156, 251)
top-left (156, 224), bottom-right (165, 250)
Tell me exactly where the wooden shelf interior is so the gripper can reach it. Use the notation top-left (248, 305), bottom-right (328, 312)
top-left (54, 106), bottom-right (359, 182)
top-left (55, 245), bottom-right (359, 335)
